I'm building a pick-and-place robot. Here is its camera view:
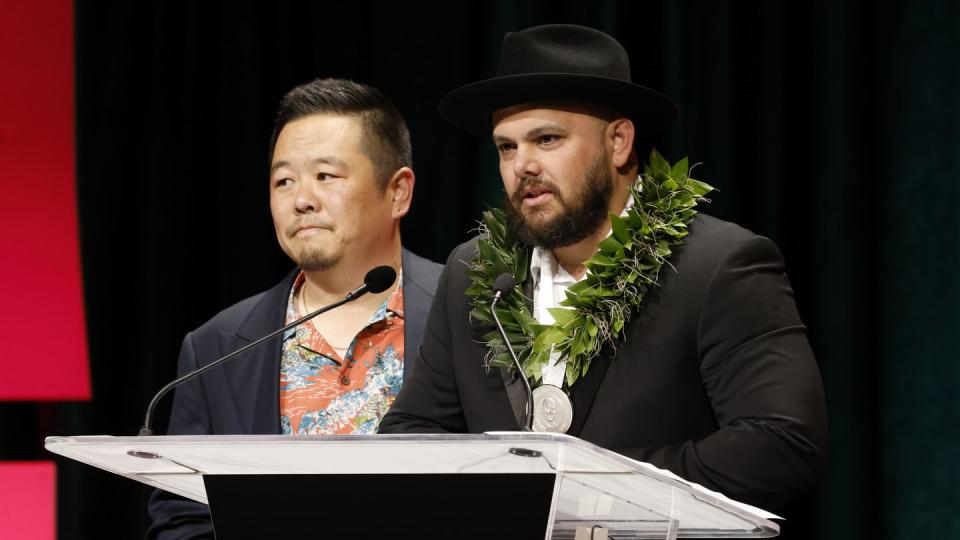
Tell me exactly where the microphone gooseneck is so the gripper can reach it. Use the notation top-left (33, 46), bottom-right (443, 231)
top-left (138, 265), bottom-right (398, 436)
top-left (490, 273), bottom-right (534, 431)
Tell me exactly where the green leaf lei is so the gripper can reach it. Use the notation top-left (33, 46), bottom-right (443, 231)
top-left (465, 150), bottom-right (714, 388)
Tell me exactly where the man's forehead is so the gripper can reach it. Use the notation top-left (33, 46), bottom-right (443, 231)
top-left (272, 114), bottom-right (364, 160)
top-left (491, 101), bottom-right (615, 136)
top-left (270, 155), bottom-right (347, 174)
top-left (279, 113), bottom-right (362, 143)
top-left (270, 113), bottom-right (379, 175)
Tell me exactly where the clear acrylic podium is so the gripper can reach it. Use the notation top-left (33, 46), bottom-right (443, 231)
top-left (45, 432), bottom-right (779, 539)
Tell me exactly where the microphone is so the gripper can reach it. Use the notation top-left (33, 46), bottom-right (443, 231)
top-left (138, 265), bottom-right (397, 436)
top-left (348, 265), bottom-right (396, 297)
top-left (490, 273), bottom-right (533, 431)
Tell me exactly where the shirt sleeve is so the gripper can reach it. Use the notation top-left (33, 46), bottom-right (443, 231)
top-left (379, 245), bottom-right (470, 434)
top-left (618, 234), bottom-right (829, 509)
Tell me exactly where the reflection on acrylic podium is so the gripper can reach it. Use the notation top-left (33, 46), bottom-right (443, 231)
top-left (46, 432), bottom-right (780, 539)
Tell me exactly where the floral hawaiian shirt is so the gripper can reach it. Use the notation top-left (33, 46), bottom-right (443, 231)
top-left (279, 272), bottom-right (404, 434)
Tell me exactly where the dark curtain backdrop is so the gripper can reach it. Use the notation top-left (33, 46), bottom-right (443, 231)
top-left (1, 1), bottom-right (957, 538)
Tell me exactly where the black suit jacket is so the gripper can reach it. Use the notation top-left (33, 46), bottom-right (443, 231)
top-left (147, 249), bottom-right (441, 539)
top-left (379, 215), bottom-right (828, 510)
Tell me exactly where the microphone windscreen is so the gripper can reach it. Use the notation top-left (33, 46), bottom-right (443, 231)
top-left (493, 273), bottom-right (516, 295)
top-left (364, 266), bottom-right (397, 293)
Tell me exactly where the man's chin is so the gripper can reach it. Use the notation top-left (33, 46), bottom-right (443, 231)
top-left (515, 221), bottom-right (567, 248)
top-left (296, 248), bottom-right (342, 272)
top-left (519, 203), bottom-right (562, 224)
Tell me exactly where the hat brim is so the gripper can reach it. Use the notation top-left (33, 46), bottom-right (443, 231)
top-left (438, 73), bottom-right (679, 139)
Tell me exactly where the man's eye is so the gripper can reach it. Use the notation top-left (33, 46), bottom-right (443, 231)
top-left (539, 135), bottom-right (559, 145)
top-left (274, 178), bottom-right (292, 188)
top-left (317, 172), bottom-right (334, 181)
top-left (497, 143), bottom-right (516, 153)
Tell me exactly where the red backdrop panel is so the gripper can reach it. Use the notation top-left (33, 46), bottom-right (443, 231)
top-left (0, 0), bottom-right (90, 400)
top-left (0, 462), bottom-right (56, 539)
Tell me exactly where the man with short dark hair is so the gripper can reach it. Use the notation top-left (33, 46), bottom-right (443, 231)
top-left (380, 24), bottom-right (828, 511)
top-left (147, 78), bottom-right (442, 538)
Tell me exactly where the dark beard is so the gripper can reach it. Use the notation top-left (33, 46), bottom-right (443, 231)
top-left (504, 152), bottom-right (614, 249)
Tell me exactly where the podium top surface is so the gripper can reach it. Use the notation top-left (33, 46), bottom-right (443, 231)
top-left (46, 432), bottom-right (779, 538)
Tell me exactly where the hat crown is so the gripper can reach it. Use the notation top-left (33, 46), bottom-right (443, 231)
top-left (438, 24), bottom-right (677, 137)
top-left (498, 24), bottom-right (632, 82)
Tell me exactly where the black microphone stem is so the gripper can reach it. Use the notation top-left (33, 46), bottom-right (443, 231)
top-left (139, 292), bottom-right (360, 436)
top-left (491, 295), bottom-right (534, 431)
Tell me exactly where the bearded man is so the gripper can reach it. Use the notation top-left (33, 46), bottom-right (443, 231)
top-left (147, 78), bottom-right (442, 539)
top-left (379, 24), bottom-right (828, 512)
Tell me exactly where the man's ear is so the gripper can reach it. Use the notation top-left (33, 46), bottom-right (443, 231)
top-left (608, 118), bottom-right (636, 169)
top-left (387, 167), bottom-right (415, 219)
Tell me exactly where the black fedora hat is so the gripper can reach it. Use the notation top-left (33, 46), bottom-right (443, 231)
top-left (439, 24), bottom-right (679, 138)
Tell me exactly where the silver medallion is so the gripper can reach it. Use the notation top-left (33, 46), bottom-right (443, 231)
top-left (532, 384), bottom-right (573, 433)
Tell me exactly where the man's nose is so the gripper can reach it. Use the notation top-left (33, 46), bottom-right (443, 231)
top-left (513, 145), bottom-right (542, 179)
top-left (294, 177), bottom-right (318, 213)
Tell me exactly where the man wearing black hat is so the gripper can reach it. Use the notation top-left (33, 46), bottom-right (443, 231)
top-left (379, 24), bottom-right (828, 510)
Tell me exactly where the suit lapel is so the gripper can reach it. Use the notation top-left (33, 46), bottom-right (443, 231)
top-left (566, 346), bottom-right (612, 436)
top-left (226, 270), bottom-right (297, 435)
top-left (401, 249), bottom-right (429, 380)
top-left (497, 276), bottom-right (537, 428)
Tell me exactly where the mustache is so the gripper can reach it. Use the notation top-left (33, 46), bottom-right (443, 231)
top-left (286, 219), bottom-right (334, 237)
top-left (510, 176), bottom-right (563, 206)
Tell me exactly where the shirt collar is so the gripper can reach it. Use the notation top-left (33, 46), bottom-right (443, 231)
top-left (385, 270), bottom-right (404, 319)
top-left (288, 268), bottom-right (405, 320)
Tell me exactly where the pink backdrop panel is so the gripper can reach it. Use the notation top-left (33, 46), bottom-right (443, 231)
top-left (0, 0), bottom-right (90, 400)
top-left (0, 462), bottom-right (56, 540)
